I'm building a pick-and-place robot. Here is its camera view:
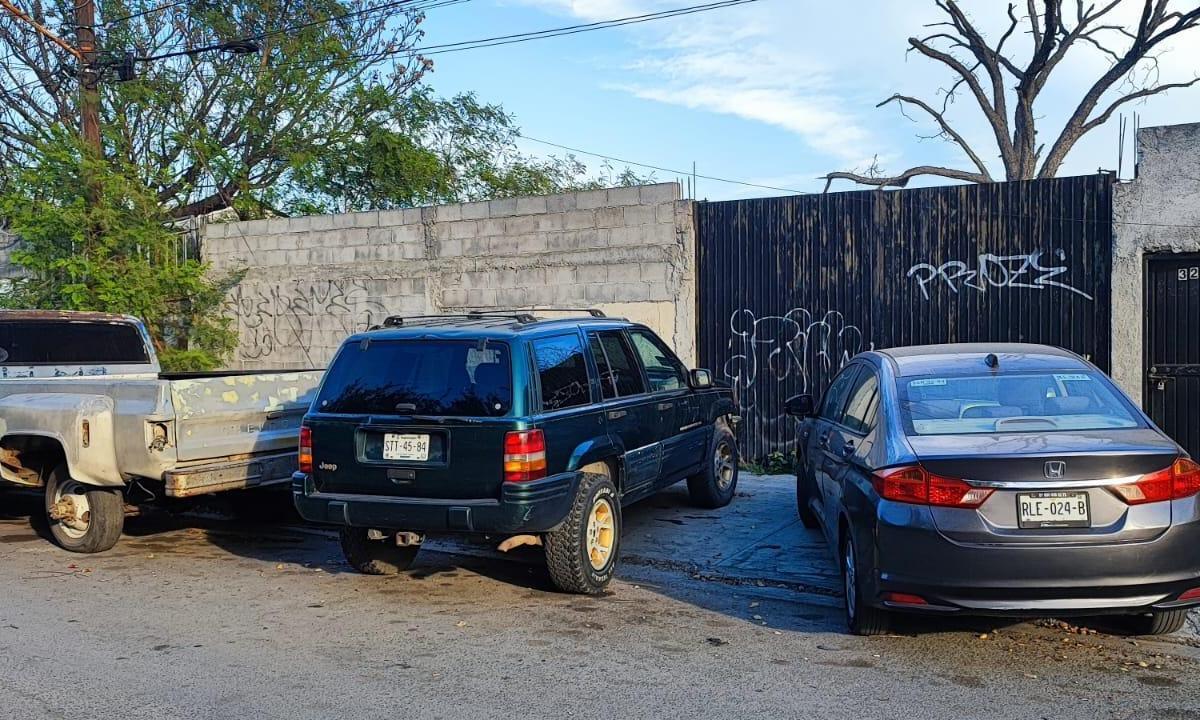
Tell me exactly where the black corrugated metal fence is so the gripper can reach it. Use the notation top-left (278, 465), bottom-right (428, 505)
top-left (696, 175), bottom-right (1114, 460)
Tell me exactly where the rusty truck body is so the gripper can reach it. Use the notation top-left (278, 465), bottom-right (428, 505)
top-left (0, 310), bottom-right (321, 552)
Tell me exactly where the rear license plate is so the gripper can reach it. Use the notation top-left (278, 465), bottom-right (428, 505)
top-left (1017, 491), bottom-right (1091, 529)
top-left (382, 433), bottom-right (430, 462)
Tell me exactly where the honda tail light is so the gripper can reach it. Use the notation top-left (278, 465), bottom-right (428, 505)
top-left (298, 425), bottom-right (313, 474)
top-left (872, 465), bottom-right (993, 509)
top-left (1109, 458), bottom-right (1200, 505)
top-left (504, 430), bottom-right (547, 482)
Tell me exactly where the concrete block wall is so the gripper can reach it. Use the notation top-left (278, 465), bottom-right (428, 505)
top-left (204, 183), bottom-right (697, 369)
top-left (1111, 123), bottom-right (1200, 404)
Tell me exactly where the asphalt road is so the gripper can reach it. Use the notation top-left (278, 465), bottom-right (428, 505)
top-left (1, 477), bottom-right (1198, 720)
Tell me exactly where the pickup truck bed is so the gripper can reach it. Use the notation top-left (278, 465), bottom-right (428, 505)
top-left (0, 310), bottom-right (322, 551)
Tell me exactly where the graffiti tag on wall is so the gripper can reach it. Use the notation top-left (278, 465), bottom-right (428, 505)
top-left (229, 280), bottom-right (391, 364)
top-left (723, 308), bottom-right (871, 454)
top-left (907, 250), bottom-right (1093, 301)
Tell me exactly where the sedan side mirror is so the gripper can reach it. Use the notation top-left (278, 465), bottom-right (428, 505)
top-left (785, 394), bottom-right (816, 417)
top-left (688, 368), bottom-right (713, 389)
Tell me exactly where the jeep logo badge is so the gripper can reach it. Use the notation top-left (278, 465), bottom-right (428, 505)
top-left (1044, 461), bottom-right (1066, 479)
top-left (319, 462), bottom-right (338, 472)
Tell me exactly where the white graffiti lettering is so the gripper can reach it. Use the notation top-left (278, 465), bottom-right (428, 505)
top-left (723, 308), bottom-right (871, 453)
top-left (907, 250), bottom-right (1093, 301)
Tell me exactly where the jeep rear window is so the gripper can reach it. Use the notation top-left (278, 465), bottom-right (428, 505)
top-left (0, 321), bottom-right (149, 365)
top-left (315, 340), bottom-right (512, 416)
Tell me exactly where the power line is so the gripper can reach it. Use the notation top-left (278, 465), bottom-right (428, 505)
top-left (517, 133), bottom-right (806, 196)
top-left (144, 0), bottom-right (762, 65)
top-left (98, 0), bottom-right (190, 27)
top-left (137, 0), bottom-right (467, 61)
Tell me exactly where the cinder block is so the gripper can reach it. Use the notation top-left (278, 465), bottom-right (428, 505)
top-left (403, 208), bottom-right (424, 225)
top-left (595, 207), bottom-right (624, 229)
top-left (277, 235), bottom-right (300, 251)
top-left (639, 262), bottom-right (671, 282)
top-left (553, 283), bottom-right (588, 303)
top-left (544, 266), bottom-right (576, 285)
top-left (547, 193), bottom-right (577, 213)
top-left (461, 201), bottom-right (490, 220)
top-left (578, 229), bottom-right (607, 248)
top-left (467, 288), bottom-right (498, 307)
top-left (640, 183), bottom-right (680, 204)
top-left (576, 189), bottom-right (608, 210)
top-left (645, 280), bottom-right (673, 301)
top-left (489, 197), bottom-right (519, 217)
top-left (206, 222), bottom-right (229, 239)
top-left (479, 218), bottom-right (506, 236)
top-left (504, 215), bottom-right (538, 235)
top-left (391, 225), bottom-right (424, 244)
top-left (439, 239), bottom-right (464, 257)
top-left (242, 219), bottom-right (271, 235)
top-left (437, 204), bottom-right (463, 222)
top-left (400, 242), bottom-right (426, 259)
top-left (489, 236), bottom-right (522, 255)
top-left (441, 287), bottom-right (469, 306)
top-left (586, 281), bottom-right (647, 303)
top-left (462, 271), bottom-right (491, 289)
top-left (576, 265), bottom-right (608, 284)
top-left (463, 237), bottom-right (489, 255)
top-left (607, 186), bottom-right (641, 206)
top-left (496, 287), bottom-right (531, 306)
top-left (562, 209), bottom-right (595, 230)
top-left (606, 264), bottom-right (644, 284)
top-left (310, 214), bottom-right (335, 231)
top-left (378, 210), bottom-right (407, 227)
top-left (333, 213), bottom-right (357, 229)
top-left (266, 218), bottom-right (290, 235)
top-left (353, 211), bottom-right (381, 228)
top-left (536, 214), bottom-right (564, 232)
top-left (622, 204), bottom-right (657, 226)
top-left (515, 195), bottom-right (548, 215)
top-left (341, 228), bottom-right (370, 246)
top-left (449, 221), bottom-right (478, 240)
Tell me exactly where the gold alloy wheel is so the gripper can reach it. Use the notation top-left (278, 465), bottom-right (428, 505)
top-left (585, 496), bottom-right (616, 571)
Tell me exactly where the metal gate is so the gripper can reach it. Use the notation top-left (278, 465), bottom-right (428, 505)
top-left (1145, 254), bottom-right (1200, 458)
top-left (696, 175), bottom-right (1114, 460)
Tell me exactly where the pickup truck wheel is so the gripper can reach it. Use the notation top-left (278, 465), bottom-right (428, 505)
top-left (339, 528), bottom-right (420, 575)
top-left (44, 464), bottom-right (124, 554)
top-left (545, 472), bottom-right (620, 594)
top-left (686, 419), bottom-right (739, 509)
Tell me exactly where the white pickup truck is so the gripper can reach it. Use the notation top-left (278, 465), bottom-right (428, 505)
top-left (0, 310), bottom-right (322, 552)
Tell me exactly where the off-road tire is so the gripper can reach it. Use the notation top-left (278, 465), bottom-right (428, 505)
top-left (796, 472), bottom-right (820, 529)
top-left (339, 528), bottom-right (420, 575)
top-left (545, 472), bottom-right (620, 595)
top-left (687, 419), bottom-right (739, 509)
top-left (44, 463), bottom-right (124, 554)
top-left (1121, 609), bottom-right (1190, 636)
top-left (842, 531), bottom-right (890, 636)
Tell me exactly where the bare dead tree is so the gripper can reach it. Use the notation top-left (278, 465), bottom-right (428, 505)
top-left (823, 0), bottom-right (1200, 191)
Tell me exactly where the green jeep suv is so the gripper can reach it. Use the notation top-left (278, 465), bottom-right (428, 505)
top-left (293, 310), bottom-right (740, 594)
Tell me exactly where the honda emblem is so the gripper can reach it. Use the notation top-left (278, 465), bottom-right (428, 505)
top-left (1044, 461), bottom-right (1066, 479)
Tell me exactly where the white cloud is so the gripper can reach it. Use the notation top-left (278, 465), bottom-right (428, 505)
top-left (510, 0), bottom-right (1200, 183)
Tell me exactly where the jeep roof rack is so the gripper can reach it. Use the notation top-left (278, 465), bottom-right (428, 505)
top-left (375, 308), bottom-right (607, 329)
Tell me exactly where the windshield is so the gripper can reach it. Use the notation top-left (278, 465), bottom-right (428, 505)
top-left (897, 371), bottom-right (1143, 436)
top-left (315, 339), bottom-right (512, 417)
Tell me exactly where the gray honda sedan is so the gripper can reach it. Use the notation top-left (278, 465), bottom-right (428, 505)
top-left (788, 344), bottom-right (1200, 636)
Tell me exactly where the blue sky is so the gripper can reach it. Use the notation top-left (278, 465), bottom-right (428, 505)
top-left (419, 0), bottom-right (1200, 200)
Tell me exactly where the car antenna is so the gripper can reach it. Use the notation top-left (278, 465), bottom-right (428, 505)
top-left (985, 353), bottom-right (999, 369)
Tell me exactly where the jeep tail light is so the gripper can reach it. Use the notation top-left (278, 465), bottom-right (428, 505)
top-left (1178, 587), bottom-right (1200, 603)
top-left (871, 465), bottom-right (993, 509)
top-left (299, 425), bottom-right (313, 474)
top-left (504, 430), bottom-right (546, 483)
top-left (1109, 458), bottom-right (1200, 505)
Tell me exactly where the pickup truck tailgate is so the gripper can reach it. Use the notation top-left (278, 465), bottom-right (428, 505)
top-left (169, 372), bottom-right (322, 462)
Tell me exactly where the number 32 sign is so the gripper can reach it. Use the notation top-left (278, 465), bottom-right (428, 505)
top-left (1179, 266), bottom-right (1200, 281)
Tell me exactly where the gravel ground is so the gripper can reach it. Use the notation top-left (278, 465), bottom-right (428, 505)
top-left (1, 480), bottom-right (1197, 720)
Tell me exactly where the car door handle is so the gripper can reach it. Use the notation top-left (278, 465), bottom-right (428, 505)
top-left (841, 440), bottom-right (856, 457)
top-left (817, 433), bottom-right (830, 449)
top-left (657, 402), bottom-right (674, 411)
top-left (607, 410), bottom-right (627, 420)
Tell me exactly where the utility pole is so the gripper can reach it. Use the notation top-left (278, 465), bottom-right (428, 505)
top-left (75, 0), bottom-right (102, 159)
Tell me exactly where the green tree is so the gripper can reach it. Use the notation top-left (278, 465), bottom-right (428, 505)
top-left (285, 87), bottom-right (649, 213)
top-left (0, 132), bottom-right (237, 370)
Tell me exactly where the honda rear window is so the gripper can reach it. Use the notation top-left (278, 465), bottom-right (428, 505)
top-left (316, 340), bottom-right (512, 416)
top-left (898, 372), bottom-right (1143, 435)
